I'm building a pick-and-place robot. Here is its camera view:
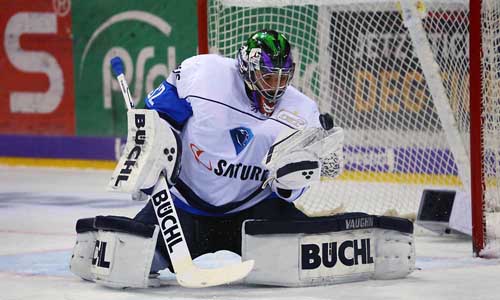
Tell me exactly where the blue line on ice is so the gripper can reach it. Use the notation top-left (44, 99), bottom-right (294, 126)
top-left (0, 250), bottom-right (72, 277)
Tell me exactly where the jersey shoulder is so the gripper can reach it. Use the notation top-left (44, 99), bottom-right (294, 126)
top-left (178, 54), bottom-right (236, 76)
top-left (273, 86), bottom-right (321, 129)
top-left (283, 86), bottom-right (319, 109)
top-left (169, 54), bottom-right (240, 99)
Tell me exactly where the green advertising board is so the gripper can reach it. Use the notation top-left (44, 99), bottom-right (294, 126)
top-left (72, 0), bottom-right (197, 136)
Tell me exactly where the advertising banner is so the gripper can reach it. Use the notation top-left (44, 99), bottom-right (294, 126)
top-left (72, 0), bottom-right (197, 137)
top-left (329, 10), bottom-right (468, 131)
top-left (0, 0), bottom-right (75, 135)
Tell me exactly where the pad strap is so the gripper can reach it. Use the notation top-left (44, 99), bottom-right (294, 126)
top-left (94, 215), bottom-right (156, 238)
top-left (244, 213), bottom-right (413, 235)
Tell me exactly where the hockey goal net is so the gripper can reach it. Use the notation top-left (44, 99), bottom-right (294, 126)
top-left (198, 0), bottom-right (500, 256)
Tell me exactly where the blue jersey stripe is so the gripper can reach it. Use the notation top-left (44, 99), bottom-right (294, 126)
top-left (144, 81), bottom-right (193, 128)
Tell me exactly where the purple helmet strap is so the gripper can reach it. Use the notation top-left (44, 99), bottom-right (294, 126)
top-left (283, 54), bottom-right (293, 69)
top-left (261, 50), bottom-right (292, 69)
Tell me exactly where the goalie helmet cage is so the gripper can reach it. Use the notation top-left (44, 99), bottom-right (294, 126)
top-left (197, 0), bottom-right (500, 257)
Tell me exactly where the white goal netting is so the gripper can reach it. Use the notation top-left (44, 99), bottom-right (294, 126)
top-left (205, 0), bottom-right (500, 254)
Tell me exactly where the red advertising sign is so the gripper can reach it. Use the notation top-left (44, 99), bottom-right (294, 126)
top-left (0, 0), bottom-right (75, 135)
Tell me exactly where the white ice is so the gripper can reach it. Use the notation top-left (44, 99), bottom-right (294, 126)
top-left (1, 166), bottom-right (500, 300)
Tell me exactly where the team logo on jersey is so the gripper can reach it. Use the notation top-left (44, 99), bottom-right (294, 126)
top-left (190, 143), bottom-right (213, 171)
top-left (230, 127), bottom-right (254, 155)
top-left (276, 110), bottom-right (307, 130)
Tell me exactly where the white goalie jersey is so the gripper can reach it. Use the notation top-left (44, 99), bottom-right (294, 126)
top-left (144, 54), bottom-right (322, 215)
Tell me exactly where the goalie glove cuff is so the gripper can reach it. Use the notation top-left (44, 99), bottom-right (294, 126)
top-left (267, 158), bottom-right (321, 190)
top-left (269, 181), bottom-right (308, 202)
top-left (276, 188), bottom-right (292, 198)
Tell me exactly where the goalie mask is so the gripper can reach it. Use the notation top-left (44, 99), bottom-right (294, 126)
top-left (237, 29), bottom-right (295, 116)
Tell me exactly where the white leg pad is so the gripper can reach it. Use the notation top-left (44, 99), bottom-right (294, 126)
top-left (373, 230), bottom-right (415, 280)
top-left (70, 231), bottom-right (98, 281)
top-left (92, 227), bottom-right (160, 288)
top-left (242, 214), bottom-right (415, 287)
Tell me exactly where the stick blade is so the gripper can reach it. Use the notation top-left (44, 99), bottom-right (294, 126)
top-left (176, 260), bottom-right (254, 288)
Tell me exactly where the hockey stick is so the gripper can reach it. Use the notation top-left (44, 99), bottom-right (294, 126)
top-left (110, 57), bottom-right (254, 288)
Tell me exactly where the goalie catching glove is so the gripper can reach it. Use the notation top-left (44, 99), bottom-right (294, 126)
top-left (263, 150), bottom-right (321, 191)
top-left (262, 126), bottom-right (344, 192)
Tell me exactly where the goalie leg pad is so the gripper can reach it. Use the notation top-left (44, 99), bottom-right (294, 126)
top-left (69, 218), bottom-right (97, 281)
top-left (241, 213), bottom-right (415, 287)
top-left (92, 215), bottom-right (159, 289)
top-left (69, 216), bottom-right (160, 289)
top-left (373, 229), bottom-right (415, 280)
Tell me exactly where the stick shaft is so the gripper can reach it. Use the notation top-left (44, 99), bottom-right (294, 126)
top-left (117, 74), bottom-right (134, 110)
top-left (111, 56), bottom-right (134, 110)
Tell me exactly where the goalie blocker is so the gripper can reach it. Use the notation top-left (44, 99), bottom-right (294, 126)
top-left (108, 109), bottom-right (182, 194)
top-left (242, 213), bottom-right (415, 286)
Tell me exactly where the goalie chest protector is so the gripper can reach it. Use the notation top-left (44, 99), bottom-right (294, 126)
top-left (241, 213), bottom-right (415, 286)
top-left (158, 54), bottom-right (324, 213)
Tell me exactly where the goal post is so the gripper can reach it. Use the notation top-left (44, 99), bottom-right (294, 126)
top-left (197, 0), bottom-right (500, 257)
top-left (469, 0), bottom-right (485, 257)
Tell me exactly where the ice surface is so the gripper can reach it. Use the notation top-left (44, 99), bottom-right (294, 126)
top-left (1, 166), bottom-right (500, 300)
